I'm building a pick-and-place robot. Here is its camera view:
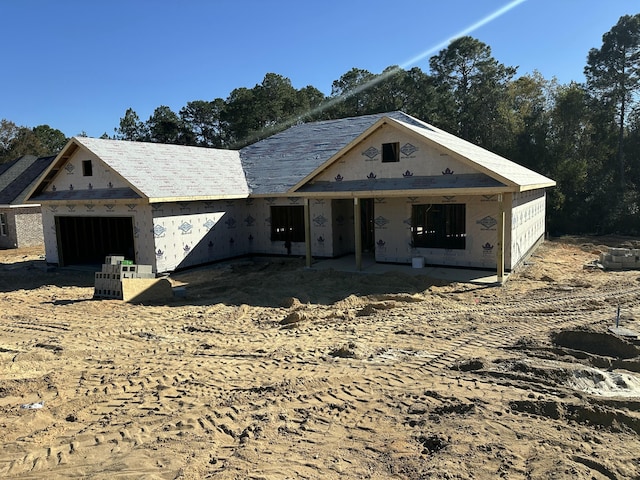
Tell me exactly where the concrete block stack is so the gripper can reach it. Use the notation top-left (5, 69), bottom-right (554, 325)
top-left (94, 255), bottom-right (155, 299)
top-left (600, 247), bottom-right (640, 270)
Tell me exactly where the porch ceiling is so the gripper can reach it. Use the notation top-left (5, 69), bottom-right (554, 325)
top-left (294, 173), bottom-right (508, 197)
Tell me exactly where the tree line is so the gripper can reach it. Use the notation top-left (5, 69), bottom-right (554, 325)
top-left (1, 14), bottom-right (639, 236)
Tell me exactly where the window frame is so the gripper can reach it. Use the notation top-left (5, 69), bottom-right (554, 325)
top-left (270, 205), bottom-right (305, 242)
top-left (381, 142), bottom-right (400, 163)
top-left (411, 203), bottom-right (466, 250)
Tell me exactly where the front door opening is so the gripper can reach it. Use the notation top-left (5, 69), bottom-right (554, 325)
top-left (360, 198), bottom-right (374, 253)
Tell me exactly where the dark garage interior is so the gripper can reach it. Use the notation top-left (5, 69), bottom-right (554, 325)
top-left (55, 216), bottom-right (135, 266)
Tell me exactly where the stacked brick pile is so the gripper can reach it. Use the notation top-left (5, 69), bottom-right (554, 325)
top-left (94, 255), bottom-right (154, 299)
top-left (600, 248), bottom-right (640, 270)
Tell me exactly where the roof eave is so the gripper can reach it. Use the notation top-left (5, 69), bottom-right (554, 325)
top-left (148, 193), bottom-right (250, 204)
top-left (285, 186), bottom-right (517, 198)
top-left (0, 203), bottom-right (41, 208)
top-left (515, 181), bottom-right (557, 193)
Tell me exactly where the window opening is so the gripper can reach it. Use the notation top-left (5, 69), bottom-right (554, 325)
top-left (270, 206), bottom-right (305, 242)
top-left (382, 142), bottom-right (400, 163)
top-left (82, 160), bottom-right (93, 176)
top-left (411, 203), bottom-right (466, 249)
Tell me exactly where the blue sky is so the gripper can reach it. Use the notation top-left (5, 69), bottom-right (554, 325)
top-left (1, 0), bottom-right (637, 138)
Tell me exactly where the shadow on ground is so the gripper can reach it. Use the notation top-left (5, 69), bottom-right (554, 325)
top-left (168, 257), bottom-right (459, 308)
top-left (0, 260), bottom-right (95, 292)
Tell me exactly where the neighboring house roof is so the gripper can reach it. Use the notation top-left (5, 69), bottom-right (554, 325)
top-left (240, 112), bottom-right (426, 195)
top-left (0, 155), bottom-right (54, 206)
top-left (30, 138), bottom-right (250, 203)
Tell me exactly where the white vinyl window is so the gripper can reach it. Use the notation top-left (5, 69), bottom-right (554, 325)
top-left (0, 213), bottom-right (7, 236)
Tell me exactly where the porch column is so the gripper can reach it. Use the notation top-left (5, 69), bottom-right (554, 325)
top-left (354, 197), bottom-right (362, 271)
top-left (304, 197), bottom-right (312, 268)
top-left (496, 193), bottom-right (505, 284)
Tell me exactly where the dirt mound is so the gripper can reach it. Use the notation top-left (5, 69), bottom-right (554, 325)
top-left (552, 329), bottom-right (640, 359)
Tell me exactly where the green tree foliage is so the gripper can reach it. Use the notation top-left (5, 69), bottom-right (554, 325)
top-left (545, 83), bottom-right (596, 233)
top-left (6, 14), bottom-right (640, 236)
top-left (179, 99), bottom-right (226, 148)
top-left (147, 106), bottom-right (182, 144)
top-left (585, 14), bottom-right (640, 189)
top-left (327, 68), bottom-right (376, 118)
top-left (295, 85), bottom-right (326, 122)
top-left (32, 124), bottom-right (68, 154)
top-left (115, 108), bottom-right (148, 141)
top-left (399, 67), bottom-right (439, 123)
top-left (222, 73), bottom-right (328, 147)
top-left (0, 120), bottom-right (21, 161)
top-left (255, 73), bottom-right (299, 127)
top-left (499, 73), bottom-right (552, 171)
top-left (0, 120), bottom-right (67, 163)
top-left (429, 36), bottom-right (516, 149)
top-left (223, 87), bottom-right (261, 146)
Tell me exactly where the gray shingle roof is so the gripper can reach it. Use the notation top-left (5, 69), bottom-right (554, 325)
top-left (0, 155), bottom-right (54, 206)
top-left (71, 137), bottom-right (250, 201)
top-left (240, 112), bottom-right (426, 195)
top-left (241, 111), bottom-right (554, 195)
top-left (28, 111), bottom-right (554, 204)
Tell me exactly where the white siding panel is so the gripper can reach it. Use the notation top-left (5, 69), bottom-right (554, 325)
top-left (510, 189), bottom-right (547, 268)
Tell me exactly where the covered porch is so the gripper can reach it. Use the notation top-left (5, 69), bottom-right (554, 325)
top-left (300, 193), bottom-right (509, 284)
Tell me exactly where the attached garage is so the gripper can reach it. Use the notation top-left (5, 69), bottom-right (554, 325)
top-left (55, 216), bottom-right (135, 266)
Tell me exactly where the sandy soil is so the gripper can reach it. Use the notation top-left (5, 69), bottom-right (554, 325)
top-left (2, 238), bottom-right (640, 479)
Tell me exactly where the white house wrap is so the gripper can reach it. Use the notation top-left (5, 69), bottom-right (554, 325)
top-left (27, 112), bottom-right (555, 281)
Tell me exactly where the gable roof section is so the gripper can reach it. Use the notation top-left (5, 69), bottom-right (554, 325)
top-left (29, 137), bottom-right (250, 203)
top-left (290, 114), bottom-right (555, 195)
top-left (239, 111), bottom-right (426, 195)
top-left (392, 116), bottom-right (556, 192)
top-left (0, 155), bottom-right (54, 206)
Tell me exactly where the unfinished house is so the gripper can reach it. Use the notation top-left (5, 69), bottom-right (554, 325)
top-left (0, 154), bottom-right (54, 249)
top-left (27, 112), bottom-right (555, 281)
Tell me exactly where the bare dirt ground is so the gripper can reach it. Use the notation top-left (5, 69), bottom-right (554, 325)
top-left (2, 237), bottom-right (640, 479)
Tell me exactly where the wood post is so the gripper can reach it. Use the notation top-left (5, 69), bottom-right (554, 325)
top-left (304, 197), bottom-right (312, 268)
top-left (497, 193), bottom-right (505, 284)
top-left (354, 197), bottom-right (362, 271)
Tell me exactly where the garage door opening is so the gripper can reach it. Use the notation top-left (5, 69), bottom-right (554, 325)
top-left (55, 216), bottom-right (135, 266)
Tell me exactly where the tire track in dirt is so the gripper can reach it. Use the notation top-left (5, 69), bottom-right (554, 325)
top-left (2, 256), bottom-right (640, 478)
top-left (338, 283), bottom-right (640, 382)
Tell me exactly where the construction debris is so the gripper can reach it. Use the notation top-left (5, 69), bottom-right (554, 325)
top-left (94, 255), bottom-right (171, 302)
top-left (599, 247), bottom-right (640, 270)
